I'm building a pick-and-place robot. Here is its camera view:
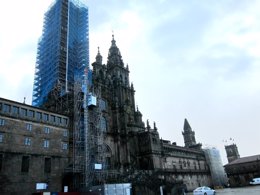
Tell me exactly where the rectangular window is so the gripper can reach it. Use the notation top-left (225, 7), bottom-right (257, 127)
top-left (105, 157), bottom-right (111, 169)
top-left (62, 143), bottom-right (68, 150)
top-left (43, 113), bottom-right (49, 121)
top-left (0, 103), bottom-right (2, 111)
top-left (99, 99), bottom-right (106, 111)
top-left (36, 112), bottom-right (42, 120)
top-left (63, 118), bottom-right (68, 125)
top-left (63, 129), bottom-right (68, 137)
top-left (100, 117), bottom-right (107, 132)
top-left (21, 156), bottom-right (29, 172)
top-left (50, 115), bottom-right (55, 123)
top-left (57, 117), bottom-right (62, 124)
top-left (26, 123), bottom-right (32, 131)
top-left (28, 110), bottom-right (35, 118)
top-left (44, 158), bottom-right (51, 173)
top-left (3, 104), bottom-right (11, 113)
top-left (12, 106), bottom-right (19, 115)
top-left (44, 127), bottom-right (50, 134)
top-left (0, 154), bottom-right (3, 172)
top-left (21, 108), bottom-right (27, 117)
top-left (0, 133), bottom-right (3, 143)
top-left (43, 140), bottom-right (49, 148)
top-left (24, 137), bottom-right (31, 146)
top-left (0, 118), bottom-right (5, 126)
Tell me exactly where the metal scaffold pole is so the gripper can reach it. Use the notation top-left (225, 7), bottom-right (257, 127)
top-left (88, 83), bottom-right (109, 186)
top-left (72, 66), bottom-right (90, 191)
top-left (83, 67), bottom-right (91, 189)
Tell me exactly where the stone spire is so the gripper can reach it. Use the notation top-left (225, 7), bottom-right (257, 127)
top-left (111, 34), bottom-right (116, 47)
top-left (183, 118), bottom-right (192, 131)
top-left (131, 82), bottom-right (134, 90)
top-left (107, 34), bottom-right (124, 67)
top-left (95, 47), bottom-right (102, 65)
top-left (154, 121), bottom-right (157, 131)
top-left (182, 118), bottom-right (197, 147)
top-left (146, 119), bottom-right (151, 131)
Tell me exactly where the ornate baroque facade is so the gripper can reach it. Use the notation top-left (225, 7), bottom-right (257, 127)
top-left (89, 35), bottom-right (213, 193)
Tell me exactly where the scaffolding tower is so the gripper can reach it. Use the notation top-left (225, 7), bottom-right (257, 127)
top-left (32, 0), bottom-right (92, 191)
top-left (32, 0), bottom-right (89, 107)
top-left (72, 67), bottom-right (91, 190)
top-left (71, 68), bottom-right (109, 190)
top-left (88, 85), bottom-right (108, 185)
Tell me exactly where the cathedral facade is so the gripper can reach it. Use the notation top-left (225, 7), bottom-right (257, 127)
top-left (89, 35), bottom-right (213, 193)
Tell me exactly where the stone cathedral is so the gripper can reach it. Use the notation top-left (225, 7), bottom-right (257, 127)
top-left (88, 35), bottom-right (212, 193)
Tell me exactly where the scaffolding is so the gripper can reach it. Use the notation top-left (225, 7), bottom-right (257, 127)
top-left (32, 0), bottom-right (89, 107)
top-left (32, 0), bottom-right (90, 190)
top-left (71, 69), bottom-right (108, 190)
top-left (204, 147), bottom-right (228, 187)
top-left (87, 85), bottom-right (108, 186)
top-left (72, 66), bottom-right (90, 190)
top-left (31, 0), bottom-right (112, 191)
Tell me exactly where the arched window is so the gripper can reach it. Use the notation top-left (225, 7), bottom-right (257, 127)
top-left (99, 99), bottom-right (106, 111)
top-left (100, 116), bottom-right (107, 132)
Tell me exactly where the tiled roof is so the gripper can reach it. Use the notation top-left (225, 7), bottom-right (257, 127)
top-left (224, 154), bottom-right (260, 166)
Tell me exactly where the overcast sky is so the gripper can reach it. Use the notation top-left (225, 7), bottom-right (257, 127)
top-left (0, 0), bottom-right (260, 164)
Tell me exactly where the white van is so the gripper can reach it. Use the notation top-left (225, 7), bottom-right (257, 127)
top-left (250, 178), bottom-right (260, 185)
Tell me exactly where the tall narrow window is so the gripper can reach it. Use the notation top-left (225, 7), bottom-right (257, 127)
top-left (21, 156), bottom-right (30, 172)
top-left (36, 112), bottom-right (42, 120)
top-left (105, 157), bottom-right (111, 169)
top-left (0, 133), bottom-right (3, 143)
top-left (24, 137), bottom-right (31, 146)
top-left (99, 99), bottom-right (106, 111)
top-left (194, 162), bottom-right (197, 170)
top-left (57, 117), bottom-right (62, 124)
top-left (100, 116), bottom-right (107, 132)
top-left (63, 129), bottom-right (68, 137)
top-left (43, 113), bottom-right (49, 121)
top-left (0, 118), bottom-right (4, 126)
top-left (43, 140), bottom-right (49, 148)
top-left (63, 118), bottom-right (68, 126)
top-left (44, 158), bottom-right (51, 173)
top-left (3, 104), bottom-right (11, 113)
top-left (62, 142), bottom-right (68, 150)
top-left (21, 108), bottom-right (27, 117)
top-left (12, 106), bottom-right (19, 115)
top-left (44, 127), bottom-right (50, 134)
top-left (50, 115), bottom-right (55, 123)
top-left (28, 110), bottom-right (35, 118)
top-left (26, 123), bottom-right (32, 131)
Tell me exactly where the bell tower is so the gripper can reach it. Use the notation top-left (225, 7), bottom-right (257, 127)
top-left (182, 118), bottom-right (201, 149)
top-left (225, 143), bottom-right (240, 163)
top-left (182, 118), bottom-right (196, 147)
